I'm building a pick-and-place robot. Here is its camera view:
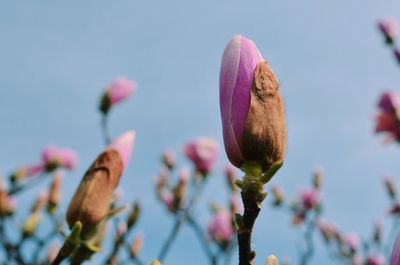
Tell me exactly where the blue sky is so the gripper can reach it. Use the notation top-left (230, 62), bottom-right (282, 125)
top-left (1, 0), bottom-right (400, 264)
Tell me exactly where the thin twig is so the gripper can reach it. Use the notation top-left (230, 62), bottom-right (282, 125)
top-left (8, 173), bottom-right (48, 195)
top-left (186, 214), bottom-right (217, 265)
top-left (101, 115), bottom-right (111, 145)
top-left (157, 216), bottom-right (183, 262)
top-left (300, 217), bottom-right (315, 265)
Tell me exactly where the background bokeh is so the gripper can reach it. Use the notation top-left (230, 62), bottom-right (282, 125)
top-left (1, 0), bottom-right (400, 264)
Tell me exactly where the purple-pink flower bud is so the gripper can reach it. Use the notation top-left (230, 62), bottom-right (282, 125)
top-left (183, 137), bottom-right (219, 175)
top-left (366, 254), bottom-right (385, 265)
top-left (317, 220), bottom-right (338, 242)
top-left (100, 77), bottom-right (137, 114)
top-left (107, 130), bottom-right (136, 171)
top-left (219, 35), bottom-right (286, 171)
top-left (299, 188), bottom-right (320, 210)
top-left (208, 210), bottom-right (234, 244)
top-left (12, 164), bottom-right (43, 182)
top-left (42, 145), bottom-right (78, 171)
top-left (108, 78), bottom-right (136, 105)
top-left (344, 232), bottom-right (360, 253)
top-left (391, 230), bottom-right (400, 265)
top-left (161, 193), bottom-right (174, 212)
top-left (375, 92), bottom-right (400, 142)
top-left (378, 19), bottom-right (398, 44)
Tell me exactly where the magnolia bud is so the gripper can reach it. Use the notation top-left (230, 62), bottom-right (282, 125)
top-left (366, 254), bottom-right (385, 265)
top-left (208, 210), bottom-right (234, 246)
top-left (22, 212), bottom-right (41, 237)
top-left (312, 167), bottom-right (323, 189)
top-left (42, 145), bottom-right (78, 172)
top-left (130, 233), bottom-right (144, 258)
top-left (183, 137), bottom-right (219, 175)
top-left (66, 150), bottom-right (123, 238)
top-left (377, 19), bottom-right (398, 45)
top-left (162, 150), bottom-right (176, 170)
top-left (10, 164), bottom-right (43, 183)
top-left (265, 255), bottom-right (278, 265)
top-left (66, 131), bottom-right (134, 238)
top-left (48, 174), bottom-right (63, 214)
top-left (220, 35), bottom-right (286, 172)
top-left (99, 77), bottom-right (137, 114)
top-left (0, 182), bottom-right (16, 217)
top-left (32, 190), bottom-right (48, 213)
top-left (172, 174), bottom-right (187, 210)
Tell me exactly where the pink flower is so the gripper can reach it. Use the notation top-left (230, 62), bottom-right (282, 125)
top-left (108, 131), bottom-right (136, 171)
top-left (378, 92), bottom-right (400, 113)
top-left (378, 19), bottom-right (398, 44)
top-left (13, 164), bottom-right (44, 181)
top-left (299, 188), bottom-right (319, 210)
top-left (375, 92), bottom-right (400, 142)
top-left (100, 77), bottom-right (137, 114)
top-left (208, 210), bottom-right (234, 243)
top-left (352, 256), bottom-right (362, 265)
top-left (391, 230), bottom-right (400, 265)
top-left (107, 77), bottom-right (136, 105)
top-left (344, 232), bottom-right (360, 253)
top-left (366, 253), bottom-right (385, 265)
top-left (317, 220), bottom-right (338, 242)
top-left (183, 137), bottom-right (219, 175)
top-left (42, 145), bottom-right (78, 171)
top-left (161, 193), bottom-right (174, 212)
top-left (219, 35), bottom-right (286, 171)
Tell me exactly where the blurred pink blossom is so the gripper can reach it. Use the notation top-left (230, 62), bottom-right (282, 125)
top-left (107, 77), bottom-right (137, 105)
top-left (378, 19), bottom-right (398, 43)
top-left (183, 137), bottom-right (219, 175)
top-left (14, 164), bottom-right (43, 180)
top-left (352, 256), bottom-right (362, 265)
top-left (344, 232), bottom-right (360, 253)
top-left (161, 193), bottom-right (174, 212)
top-left (299, 188), bottom-right (319, 210)
top-left (317, 220), bottom-right (338, 242)
top-left (375, 92), bottom-right (400, 142)
top-left (230, 195), bottom-right (243, 214)
top-left (208, 210), bottom-right (234, 243)
top-left (108, 130), bottom-right (136, 171)
top-left (366, 254), bottom-right (385, 265)
top-left (42, 145), bottom-right (78, 171)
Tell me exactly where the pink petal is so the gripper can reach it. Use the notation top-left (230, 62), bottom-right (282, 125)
top-left (183, 137), bottom-right (219, 174)
top-left (108, 130), bottom-right (136, 171)
top-left (219, 35), bottom-right (263, 168)
top-left (107, 77), bottom-right (137, 105)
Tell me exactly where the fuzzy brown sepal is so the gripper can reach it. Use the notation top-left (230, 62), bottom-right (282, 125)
top-left (242, 61), bottom-right (286, 172)
top-left (66, 149), bottom-right (123, 239)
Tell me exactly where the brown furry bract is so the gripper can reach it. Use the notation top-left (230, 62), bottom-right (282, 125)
top-left (66, 149), bottom-right (123, 238)
top-left (242, 61), bottom-right (286, 172)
